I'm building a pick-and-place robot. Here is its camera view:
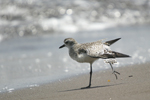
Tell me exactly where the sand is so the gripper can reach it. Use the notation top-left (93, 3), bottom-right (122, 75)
top-left (1, 63), bottom-right (150, 100)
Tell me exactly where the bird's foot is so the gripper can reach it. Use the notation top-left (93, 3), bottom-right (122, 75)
top-left (81, 84), bottom-right (91, 89)
top-left (112, 71), bottom-right (120, 75)
top-left (112, 71), bottom-right (120, 80)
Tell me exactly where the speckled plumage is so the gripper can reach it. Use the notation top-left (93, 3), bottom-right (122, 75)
top-left (63, 38), bottom-right (111, 64)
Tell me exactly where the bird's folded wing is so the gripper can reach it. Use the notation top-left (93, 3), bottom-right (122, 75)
top-left (87, 51), bottom-right (130, 59)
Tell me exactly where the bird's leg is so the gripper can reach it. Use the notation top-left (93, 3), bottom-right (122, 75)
top-left (109, 62), bottom-right (120, 79)
top-left (88, 63), bottom-right (92, 87)
top-left (81, 63), bottom-right (92, 89)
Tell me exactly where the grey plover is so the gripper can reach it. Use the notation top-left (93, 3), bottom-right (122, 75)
top-left (59, 38), bottom-right (130, 88)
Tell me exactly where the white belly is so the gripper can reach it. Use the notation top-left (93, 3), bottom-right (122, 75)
top-left (71, 53), bottom-right (98, 63)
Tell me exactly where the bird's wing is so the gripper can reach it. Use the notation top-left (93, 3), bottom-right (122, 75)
top-left (87, 50), bottom-right (130, 59)
top-left (79, 41), bottom-right (109, 58)
top-left (104, 38), bottom-right (121, 46)
top-left (78, 39), bottom-right (130, 59)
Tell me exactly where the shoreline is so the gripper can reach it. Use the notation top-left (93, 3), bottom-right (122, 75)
top-left (1, 62), bottom-right (150, 100)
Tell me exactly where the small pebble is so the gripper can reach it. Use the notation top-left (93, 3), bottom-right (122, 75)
top-left (129, 75), bottom-right (133, 77)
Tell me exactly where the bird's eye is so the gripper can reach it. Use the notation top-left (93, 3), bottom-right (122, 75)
top-left (65, 41), bottom-right (69, 44)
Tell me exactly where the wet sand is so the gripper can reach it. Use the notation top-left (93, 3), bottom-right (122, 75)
top-left (1, 62), bottom-right (150, 100)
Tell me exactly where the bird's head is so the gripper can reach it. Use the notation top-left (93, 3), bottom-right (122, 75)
top-left (59, 38), bottom-right (77, 49)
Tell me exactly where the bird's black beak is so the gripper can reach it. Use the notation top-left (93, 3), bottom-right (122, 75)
top-left (59, 44), bottom-right (65, 49)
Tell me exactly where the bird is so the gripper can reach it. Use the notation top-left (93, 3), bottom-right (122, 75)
top-left (59, 38), bottom-right (130, 88)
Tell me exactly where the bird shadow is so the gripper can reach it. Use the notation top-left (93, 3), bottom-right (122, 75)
top-left (59, 83), bottom-right (123, 92)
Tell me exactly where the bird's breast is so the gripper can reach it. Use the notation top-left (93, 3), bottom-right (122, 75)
top-left (69, 49), bottom-right (97, 63)
top-left (77, 53), bottom-right (98, 63)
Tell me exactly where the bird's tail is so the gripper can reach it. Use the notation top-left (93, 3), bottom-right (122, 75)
top-left (102, 51), bottom-right (130, 58)
top-left (104, 38), bottom-right (121, 46)
top-left (111, 51), bottom-right (130, 58)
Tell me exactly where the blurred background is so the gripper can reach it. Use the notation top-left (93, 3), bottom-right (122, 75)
top-left (0, 0), bottom-right (150, 92)
top-left (0, 0), bottom-right (150, 39)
